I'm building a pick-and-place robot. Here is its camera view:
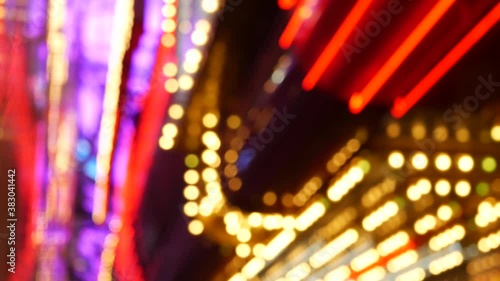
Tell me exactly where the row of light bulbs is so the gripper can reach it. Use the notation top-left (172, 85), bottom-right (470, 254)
top-left (428, 224), bottom-right (466, 251)
top-left (478, 229), bottom-right (500, 253)
top-left (327, 158), bottom-right (370, 202)
top-left (159, 0), bottom-right (217, 150)
top-left (428, 250), bottom-right (464, 276)
top-left (362, 200), bottom-right (400, 232)
top-left (388, 151), bottom-right (497, 173)
top-left (228, 120), bottom-right (497, 280)
top-left (386, 120), bottom-right (500, 143)
top-left (362, 178), bottom-right (397, 208)
top-left (158, 0), bottom-right (180, 150)
top-left (407, 178), bottom-right (474, 200)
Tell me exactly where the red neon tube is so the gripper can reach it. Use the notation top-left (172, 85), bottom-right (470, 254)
top-left (349, 0), bottom-right (455, 114)
top-left (302, 0), bottom-right (373, 91)
top-left (279, 0), bottom-right (311, 49)
top-left (391, 2), bottom-right (500, 118)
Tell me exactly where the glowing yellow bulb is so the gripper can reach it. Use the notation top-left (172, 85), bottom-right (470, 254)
top-left (388, 151), bottom-right (405, 169)
top-left (188, 220), bottom-right (204, 235)
top-left (457, 155), bottom-right (474, 172)
top-left (164, 78), bottom-right (179, 92)
top-left (435, 153), bottom-right (451, 171)
top-left (183, 62), bottom-right (199, 73)
top-left (478, 201), bottom-right (493, 214)
top-left (455, 180), bottom-right (471, 197)
top-left (475, 215), bottom-right (488, 228)
top-left (183, 185), bottom-right (200, 200)
top-left (478, 238), bottom-right (490, 252)
top-left (161, 18), bottom-right (176, 32)
top-left (201, 0), bottom-right (218, 13)
top-left (248, 212), bottom-right (263, 227)
top-left (236, 244), bottom-right (251, 258)
top-left (159, 136), bottom-right (174, 150)
top-left (162, 5), bottom-right (177, 17)
top-left (237, 229), bottom-right (252, 242)
top-left (206, 181), bottom-right (221, 193)
top-left (491, 125), bottom-right (500, 142)
top-left (184, 169), bottom-right (200, 184)
top-left (347, 166), bottom-right (364, 182)
top-left (437, 205), bottom-right (453, 221)
top-left (183, 202), bottom-right (198, 217)
top-left (224, 211), bottom-right (240, 225)
top-left (411, 152), bottom-right (428, 170)
top-left (202, 167), bottom-right (218, 182)
top-left (163, 63), bottom-right (178, 77)
top-left (196, 20), bottom-right (211, 32)
top-left (178, 75), bottom-right (194, 90)
top-left (263, 215), bottom-right (282, 230)
top-left (162, 123), bottom-right (178, 137)
top-left (253, 243), bottom-right (265, 257)
top-left (422, 215), bottom-right (437, 230)
top-left (191, 30), bottom-right (208, 46)
top-left (201, 149), bottom-right (220, 167)
top-left (185, 48), bottom-right (202, 64)
top-left (407, 186), bottom-right (421, 201)
top-left (416, 178), bottom-right (432, 194)
top-left (161, 33), bottom-right (176, 47)
top-left (202, 131), bottom-right (221, 150)
top-left (168, 104), bottom-right (184, 120)
top-left (202, 113), bottom-right (218, 128)
top-left (435, 179), bottom-right (451, 196)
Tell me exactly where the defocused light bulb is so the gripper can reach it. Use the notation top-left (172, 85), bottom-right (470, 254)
top-left (455, 180), bottom-right (471, 197)
top-left (188, 220), bottom-right (204, 235)
top-left (388, 151), bottom-right (405, 169)
top-left (412, 152), bottom-right (428, 170)
top-left (236, 244), bottom-right (251, 258)
top-left (435, 179), bottom-right (451, 196)
top-left (201, 0), bottom-right (219, 13)
top-left (435, 153), bottom-right (451, 171)
top-left (168, 104), bottom-right (184, 120)
top-left (491, 125), bottom-right (500, 142)
top-left (437, 205), bottom-right (453, 221)
top-left (457, 155), bottom-right (474, 172)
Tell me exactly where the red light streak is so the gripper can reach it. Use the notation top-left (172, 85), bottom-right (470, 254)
top-left (349, 0), bottom-right (455, 114)
top-left (391, 2), bottom-right (500, 118)
top-left (279, 0), bottom-right (312, 49)
top-left (302, 0), bottom-right (373, 91)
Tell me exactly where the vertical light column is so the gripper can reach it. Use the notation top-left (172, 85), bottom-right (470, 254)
top-left (93, 0), bottom-right (135, 225)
